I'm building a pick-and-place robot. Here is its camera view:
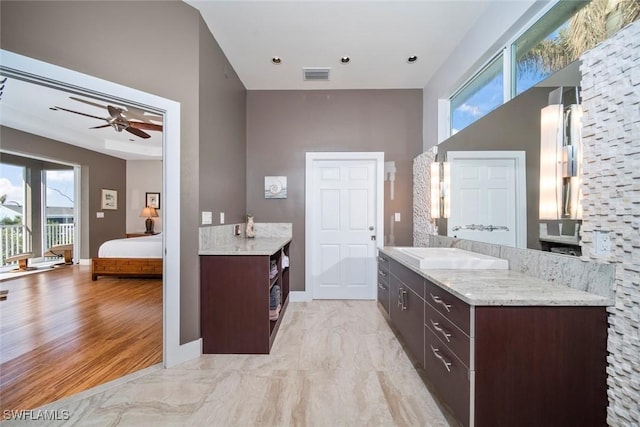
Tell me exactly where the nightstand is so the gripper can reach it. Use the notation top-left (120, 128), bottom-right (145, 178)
top-left (126, 232), bottom-right (159, 238)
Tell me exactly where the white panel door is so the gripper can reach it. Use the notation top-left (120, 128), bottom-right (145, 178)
top-left (311, 160), bottom-right (377, 299)
top-left (448, 158), bottom-right (518, 246)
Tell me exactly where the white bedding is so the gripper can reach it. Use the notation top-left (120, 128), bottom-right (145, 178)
top-left (98, 233), bottom-right (162, 258)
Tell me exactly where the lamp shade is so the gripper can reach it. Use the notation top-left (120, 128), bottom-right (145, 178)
top-left (140, 206), bottom-right (158, 218)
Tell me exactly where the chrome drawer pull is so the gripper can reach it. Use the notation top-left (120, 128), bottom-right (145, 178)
top-left (430, 345), bottom-right (452, 373)
top-left (378, 269), bottom-right (387, 277)
top-left (430, 319), bottom-right (451, 342)
top-left (378, 256), bottom-right (386, 262)
top-left (430, 293), bottom-right (452, 312)
top-left (378, 282), bottom-right (387, 291)
top-left (397, 289), bottom-right (403, 308)
top-left (401, 289), bottom-right (408, 311)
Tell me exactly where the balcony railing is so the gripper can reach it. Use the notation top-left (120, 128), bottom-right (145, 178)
top-left (1, 223), bottom-right (74, 266)
top-left (44, 223), bottom-right (75, 249)
top-left (0, 224), bottom-right (30, 265)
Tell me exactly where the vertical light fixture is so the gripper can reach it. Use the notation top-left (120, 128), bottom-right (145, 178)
top-left (539, 98), bottom-right (583, 220)
top-left (442, 162), bottom-right (451, 219)
top-left (430, 163), bottom-right (441, 219)
top-left (430, 162), bottom-right (450, 219)
top-left (539, 104), bottom-right (563, 220)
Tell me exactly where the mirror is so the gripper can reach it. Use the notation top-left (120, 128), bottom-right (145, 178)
top-left (435, 61), bottom-right (582, 251)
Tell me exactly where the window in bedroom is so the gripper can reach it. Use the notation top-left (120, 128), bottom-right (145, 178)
top-left (0, 163), bottom-right (26, 265)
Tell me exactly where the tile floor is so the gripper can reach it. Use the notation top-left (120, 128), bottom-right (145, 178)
top-left (11, 301), bottom-right (450, 426)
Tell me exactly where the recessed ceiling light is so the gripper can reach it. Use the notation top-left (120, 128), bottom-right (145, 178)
top-left (340, 56), bottom-right (350, 64)
top-left (272, 57), bottom-right (282, 65)
top-left (408, 55), bottom-right (418, 63)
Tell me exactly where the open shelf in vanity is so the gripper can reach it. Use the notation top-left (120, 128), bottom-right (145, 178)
top-left (200, 239), bottom-right (291, 354)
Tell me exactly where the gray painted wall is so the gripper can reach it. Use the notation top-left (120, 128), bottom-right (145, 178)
top-left (246, 89), bottom-right (423, 292)
top-left (1, 127), bottom-right (126, 257)
top-left (436, 87), bottom-right (550, 250)
top-left (1, 0), bottom-right (247, 344)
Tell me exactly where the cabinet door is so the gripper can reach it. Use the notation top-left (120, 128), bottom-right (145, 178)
top-left (377, 258), bottom-right (390, 314)
top-left (399, 286), bottom-right (425, 367)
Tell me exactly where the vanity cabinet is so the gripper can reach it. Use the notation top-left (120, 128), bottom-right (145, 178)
top-left (379, 251), bottom-right (608, 427)
top-left (388, 258), bottom-right (425, 368)
top-left (200, 242), bottom-right (290, 354)
top-left (377, 253), bottom-right (390, 315)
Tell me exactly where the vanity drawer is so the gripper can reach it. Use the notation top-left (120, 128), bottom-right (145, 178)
top-left (425, 302), bottom-right (470, 368)
top-left (425, 325), bottom-right (470, 426)
top-left (390, 258), bottom-right (424, 299)
top-left (377, 251), bottom-right (391, 270)
top-left (377, 279), bottom-right (390, 315)
top-left (425, 279), bottom-right (470, 335)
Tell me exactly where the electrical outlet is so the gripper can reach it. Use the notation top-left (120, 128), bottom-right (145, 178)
top-left (233, 224), bottom-right (241, 236)
top-left (595, 230), bottom-right (611, 255)
top-left (96, 212), bottom-right (104, 218)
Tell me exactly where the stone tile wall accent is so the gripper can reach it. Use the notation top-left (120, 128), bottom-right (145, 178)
top-left (413, 147), bottom-right (438, 246)
top-left (580, 21), bottom-right (640, 426)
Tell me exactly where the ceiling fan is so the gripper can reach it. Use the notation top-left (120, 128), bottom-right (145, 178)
top-left (52, 96), bottom-right (163, 139)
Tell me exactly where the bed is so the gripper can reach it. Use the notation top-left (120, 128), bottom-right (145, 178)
top-left (91, 233), bottom-right (163, 280)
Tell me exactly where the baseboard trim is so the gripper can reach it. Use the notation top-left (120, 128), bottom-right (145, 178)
top-left (165, 338), bottom-right (202, 368)
top-left (289, 291), bottom-right (312, 302)
top-left (79, 258), bottom-right (91, 266)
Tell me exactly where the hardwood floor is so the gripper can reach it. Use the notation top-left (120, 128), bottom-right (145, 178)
top-left (0, 265), bottom-right (162, 412)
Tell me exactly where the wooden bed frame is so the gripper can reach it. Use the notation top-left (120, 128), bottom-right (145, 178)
top-left (91, 257), bottom-right (163, 281)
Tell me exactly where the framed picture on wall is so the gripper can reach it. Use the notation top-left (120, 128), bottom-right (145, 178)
top-left (264, 176), bottom-right (287, 199)
top-left (101, 189), bottom-right (118, 210)
top-left (146, 192), bottom-right (161, 209)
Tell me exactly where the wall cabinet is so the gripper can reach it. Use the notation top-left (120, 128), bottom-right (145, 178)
top-left (378, 252), bottom-right (608, 427)
top-left (200, 242), bottom-right (290, 354)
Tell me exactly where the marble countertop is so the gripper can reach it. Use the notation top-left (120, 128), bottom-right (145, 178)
top-left (380, 247), bottom-right (612, 307)
top-left (200, 236), bottom-right (291, 256)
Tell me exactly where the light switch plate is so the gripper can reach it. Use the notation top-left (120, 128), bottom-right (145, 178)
top-left (394, 212), bottom-right (401, 222)
top-left (202, 211), bottom-right (212, 225)
top-left (220, 212), bottom-right (225, 224)
top-left (96, 212), bottom-right (104, 218)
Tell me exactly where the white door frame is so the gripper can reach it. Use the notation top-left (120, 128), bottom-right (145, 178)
top-left (305, 152), bottom-right (384, 301)
top-left (1, 50), bottom-right (199, 367)
top-left (446, 150), bottom-right (527, 248)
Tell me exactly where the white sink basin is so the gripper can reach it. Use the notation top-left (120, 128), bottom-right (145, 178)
top-left (393, 247), bottom-right (508, 270)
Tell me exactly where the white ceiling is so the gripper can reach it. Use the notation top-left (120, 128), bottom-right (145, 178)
top-left (0, 77), bottom-right (163, 160)
top-left (1, 1), bottom-right (492, 161)
top-left (188, 0), bottom-right (491, 90)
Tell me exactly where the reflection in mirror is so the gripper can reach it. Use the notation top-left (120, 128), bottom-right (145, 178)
top-left (436, 62), bottom-right (582, 253)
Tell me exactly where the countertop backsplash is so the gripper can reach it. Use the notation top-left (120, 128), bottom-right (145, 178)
top-left (420, 235), bottom-right (615, 300)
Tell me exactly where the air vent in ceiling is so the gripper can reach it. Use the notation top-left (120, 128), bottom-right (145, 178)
top-left (303, 67), bottom-right (331, 81)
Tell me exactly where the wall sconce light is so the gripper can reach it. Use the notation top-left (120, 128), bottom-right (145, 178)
top-left (430, 162), bottom-right (450, 219)
top-left (140, 206), bottom-right (159, 234)
top-left (539, 100), bottom-right (583, 220)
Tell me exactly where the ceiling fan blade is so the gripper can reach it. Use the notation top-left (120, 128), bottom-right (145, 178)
top-left (128, 121), bottom-right (163, 132)
top-left (89, 124), bottom-right (112, 129)
top-left (122, 106), bottom-right (163, 124)
top-left (125, 126), bottom-right (151, 139)
top-left (54, 106), bottom-right (108, 122)
top-left (69, 96), bottom-right (108, 110)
